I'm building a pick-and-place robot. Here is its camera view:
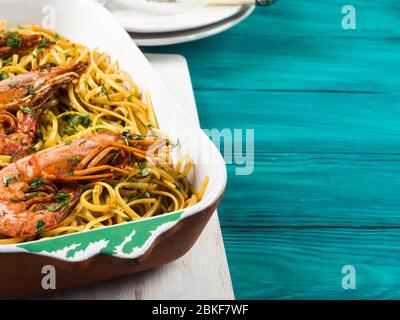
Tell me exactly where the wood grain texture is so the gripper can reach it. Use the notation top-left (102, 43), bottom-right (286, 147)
top-left (144, 0), bottom-right (400, 298)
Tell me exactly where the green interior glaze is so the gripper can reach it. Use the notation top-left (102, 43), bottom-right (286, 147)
top-left (17, 211), bottom-right (183, 260)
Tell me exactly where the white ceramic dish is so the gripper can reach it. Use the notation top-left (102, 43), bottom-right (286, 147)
top-left (130, 4), bottom-right (254, 46)
top-left (0, 0), bottom-right (227, 298)
top-left (106, 0), bottom-right (242, 33)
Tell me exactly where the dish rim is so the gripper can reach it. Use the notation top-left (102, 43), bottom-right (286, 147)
top-left (0, 0), bottom-right (227, 257)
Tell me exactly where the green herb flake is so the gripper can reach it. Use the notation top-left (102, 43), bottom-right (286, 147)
top-left (39, 37), bottom-right (48, 48)
top-left (5, 32), bottom-right (22, 47)
top-left (62, 127), bottom-right (77, 135)
top-left (27, 84), bottom-right (36, 96)
top-left (19, 106), bottom-right (35, 115)
top-left (29, 178), bottom-right (43, 190)
top-left (64, 140), bottom-right (72, 146)
top-left (67, 112), bottom-right (90, 128)
top-left (139, 161), bottom-right (149, 177)
top-left (79, 140), bottom-right (87, 146)
top-left (36, 48), bottom-right (44, 56)
top-left (101, 84), bottom-right (110, 100)
top-left (4, 175), bottom-right (14, 187)
top-left (46, 192), bottom-right (70, 212)
top-left (0, 72), bottom-right (7, 81)
top-left (143, 192), bottom-right (151, 198)
top-left (36, 220), bottom-right (45, 236)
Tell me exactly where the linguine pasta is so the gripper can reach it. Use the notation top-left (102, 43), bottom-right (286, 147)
top-left (0, 24), bottom-right (208, 244)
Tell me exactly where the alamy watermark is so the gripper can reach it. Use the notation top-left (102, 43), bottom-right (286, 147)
top-left (341, 265), bottom-right (356, 290)
top-left (41, 265), bottom-right (56, 290)
top-left (342, 5), bottom-right (356, 30)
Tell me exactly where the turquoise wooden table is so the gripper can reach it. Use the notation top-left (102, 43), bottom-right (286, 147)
top-left (145, 0), bottom-right (400, 299)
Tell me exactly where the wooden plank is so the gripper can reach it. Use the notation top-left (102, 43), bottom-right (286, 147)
top-left (221, 153), bottom-right (400, 227)
top-left (145, 2), bottom-right (400, 92)
top-left (143, 0), bottom-right (400, 299)
top-left (224, 227), bottom-right (400, 299)
top-left (192, 91), bottom-right (400, 227)
top-left (36, 54), bottom-right (234, 300)
top-left (195, 90), bottom-right (400, 154)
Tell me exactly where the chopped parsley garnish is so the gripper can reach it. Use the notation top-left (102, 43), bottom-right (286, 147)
top-left (20, 106), bottom-right (35, 115)
top-left (46, 192), bottom-right (70, 212)
top-left (5, 32), bottom-right (22, 47)
top-left (124, 216), bottom-right (132, 222)
top-left (139, 161), bottom-right (149, 177)
top-left (64, 140), bottom-right (72, 146)
top-left (8, 151), bottom-right (23, 160)
top-left (55, 192), bottom-right (69, 202)
top-left (143, 192), bottom-right (151, 198)
top-left (101, 84), bottom-right (110, 100)
top-left (0, 72), bottom-right (7, 81)
top-left (27, 84), bottom-right (36, 96)
top-left (79, 140), bottom-right (87, 146)
top-left (67, 156), bottom-right (80, 164)
top-left (29, 178), bottom-right (43, 190)
top-left (36, 220), bottom-right (45, 236)
top-left (67, 112), bottom-right (90, 128)
top-left (62, 127), bottom-right (77, 135)
top-left (5, 175), bottom-right (14, 187)
top-left (39, 37), bottom-right (48, 48)
top-left (35, 48), bottom-right (44, 56)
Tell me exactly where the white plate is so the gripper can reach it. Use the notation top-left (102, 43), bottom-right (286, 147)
top-left (106, 0), bottom-right (243, 33)
top-left (130, 4), bottom-right (254, 46)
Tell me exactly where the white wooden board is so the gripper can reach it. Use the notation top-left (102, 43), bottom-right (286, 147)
top-left (36, 54), bottom-right (234, 300)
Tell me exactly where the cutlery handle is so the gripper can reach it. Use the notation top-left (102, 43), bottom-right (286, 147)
top-left (255, 0), bottom-right (277, 5)
top-left (206, 0), bottom-right (277, 5)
